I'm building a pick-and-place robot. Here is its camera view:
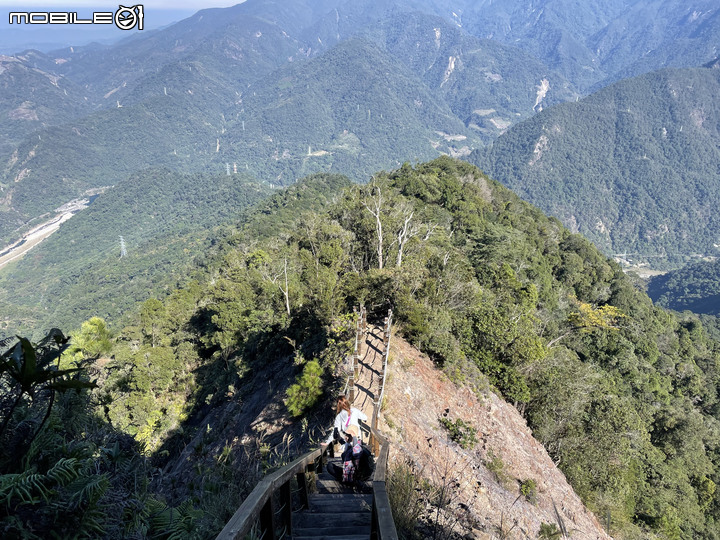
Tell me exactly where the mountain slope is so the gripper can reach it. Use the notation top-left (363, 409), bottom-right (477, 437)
top-left (470, 64), bottom-right (720, 268)
top-left (588, 0), bottom-right (720, 89)
top-left (0, 52), bottom-right (92, 157)
top-left (648, 258), bottom-right (720, 316)
top-left (221, 37), bottom-right (478, 185)
top-left (0, 169), bottom-right (271, 337)
top-left (383, 336), bottom-right (612, 538)
top-left (65, 157), bottom-right (720, 539)
top-left (452, 0), bottom-right (720, 92)
top-left (373, 11), bottom-right (578, 140)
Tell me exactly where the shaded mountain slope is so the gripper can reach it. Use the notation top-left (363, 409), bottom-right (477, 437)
top-left (648, 258), bottom-right (720, 316)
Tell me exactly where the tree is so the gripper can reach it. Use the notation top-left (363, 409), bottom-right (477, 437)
top-left (548, 301), bottom-right (626, 347)
top-left (285, 360), bottom-right (324, 416)
top-left (70, 317), bottom-right (113, 359)
top-left (364, 184), bottom-right (385, 269)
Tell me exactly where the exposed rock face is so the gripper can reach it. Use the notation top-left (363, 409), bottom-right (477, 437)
top-left (380, 334), bottom-right (612, 539)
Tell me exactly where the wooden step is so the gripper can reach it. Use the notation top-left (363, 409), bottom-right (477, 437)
top-left (293, 535), bottom-right (369, 540)
top-left (315, 483), bottom-right (372, 495)
top-left (294, 511), bottom-right (371, 528)
top-left (292, 525), bottom-right (371, 538)
top-left (308, 493), bottom-right (373, 512)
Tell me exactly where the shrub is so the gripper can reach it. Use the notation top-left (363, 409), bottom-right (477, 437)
top-left (387, 459), bottom-right (423, 539)
top-left (520, 478), bottom-right (538, 504)
top-left (285, 360), bottom-right (324, 416)
top-left (438, 417), bottom-right (478, 449)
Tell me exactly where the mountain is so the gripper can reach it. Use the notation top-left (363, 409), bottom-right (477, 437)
top-left (0, 169), bottom-right (272, 338)
top-left (587, 0), bottom-right (720, 89)
top-left (372, 11), bottom-right (578, 138)
top-left (2, 0), bottom-right (718, 250)
top-left (219, 37), bottom-right (478, 185)
top-left (0, 52), bottom-right (92, 155)
top-left (0, 2), bottom-right (574, 246)
top-left (447, 0), bottom-right (720, 92)
top-left (648, 258), bottom-right (720, 316)
top-left (470, 64), bottom-right (720, 268)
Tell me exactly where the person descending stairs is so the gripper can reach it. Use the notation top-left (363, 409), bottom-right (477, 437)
top-left (215, 308), bottom-right (396, 540)
top-left (290, 312), bottom-right (390, 539)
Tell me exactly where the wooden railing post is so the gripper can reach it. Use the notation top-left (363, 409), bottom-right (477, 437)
top-left (348, 369), bottom-right (355, 403)
top-left (279, 479), bottom-right (292, 539)
top-left (296, 470), bottom-right (310, 510)
top-left (259, 497), bottom-right (275, 540)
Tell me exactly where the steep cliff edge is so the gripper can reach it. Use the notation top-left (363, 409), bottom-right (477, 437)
top-left (380, 334), bottom-right (611, 539)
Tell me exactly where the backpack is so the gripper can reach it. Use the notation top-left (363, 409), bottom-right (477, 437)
top-left (339, 442), bottom-right (375, 484)
top-left (355, 444), bottom-right (375, 481)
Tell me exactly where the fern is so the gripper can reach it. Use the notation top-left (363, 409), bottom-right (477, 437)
top-left (65, 473), bottom-right (109, 511)
top-left (46, 457), bottom-right (82, 486)
top-left (144, 497), bottom-right (202, 540)
top-left (0, 470), bottom-right (50, 507)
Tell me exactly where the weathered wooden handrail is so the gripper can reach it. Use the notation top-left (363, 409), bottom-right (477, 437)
top-left (369, 427), bottom-right (398, 540)
top-left (216, 447), bottom-right (323, 540)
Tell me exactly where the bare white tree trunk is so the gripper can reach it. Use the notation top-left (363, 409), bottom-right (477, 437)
top-left (364, 186), bottom-right (384, 269)
top-left (281, 258), bottom-right (291, 316)
top-left (396, 211), bottom-right (414, 267)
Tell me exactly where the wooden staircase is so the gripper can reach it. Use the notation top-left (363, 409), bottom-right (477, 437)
top-left (216, 307), bottom-right (396, 540)
top-left (291, 457), bottom-right (373, 540)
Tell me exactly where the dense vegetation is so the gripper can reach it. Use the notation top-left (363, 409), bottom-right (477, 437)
top-left (0, 169), bottom-right (271, 338)
top-left (471, 65), bottom-right (720, 268)
top-left (4, 158), bottom-right (719, 538)
top-left (648, 259), bottom-right (720, 316)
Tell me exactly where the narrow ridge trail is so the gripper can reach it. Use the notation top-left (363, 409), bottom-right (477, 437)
top-left (291, 317), bottom-right (390, 539)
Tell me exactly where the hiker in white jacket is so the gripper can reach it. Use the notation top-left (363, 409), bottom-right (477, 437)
top-left (322, 395), bottom-right (368, 447)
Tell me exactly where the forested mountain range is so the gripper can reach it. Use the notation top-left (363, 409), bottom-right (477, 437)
top-left (2, 0), bottom-right (718, 249)
top-left (4, 158), bottom-right (720, 539)
top-left (0, 4), bottom-right (571, 244)
top-left (471, 63), bottom-right (720, 268)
